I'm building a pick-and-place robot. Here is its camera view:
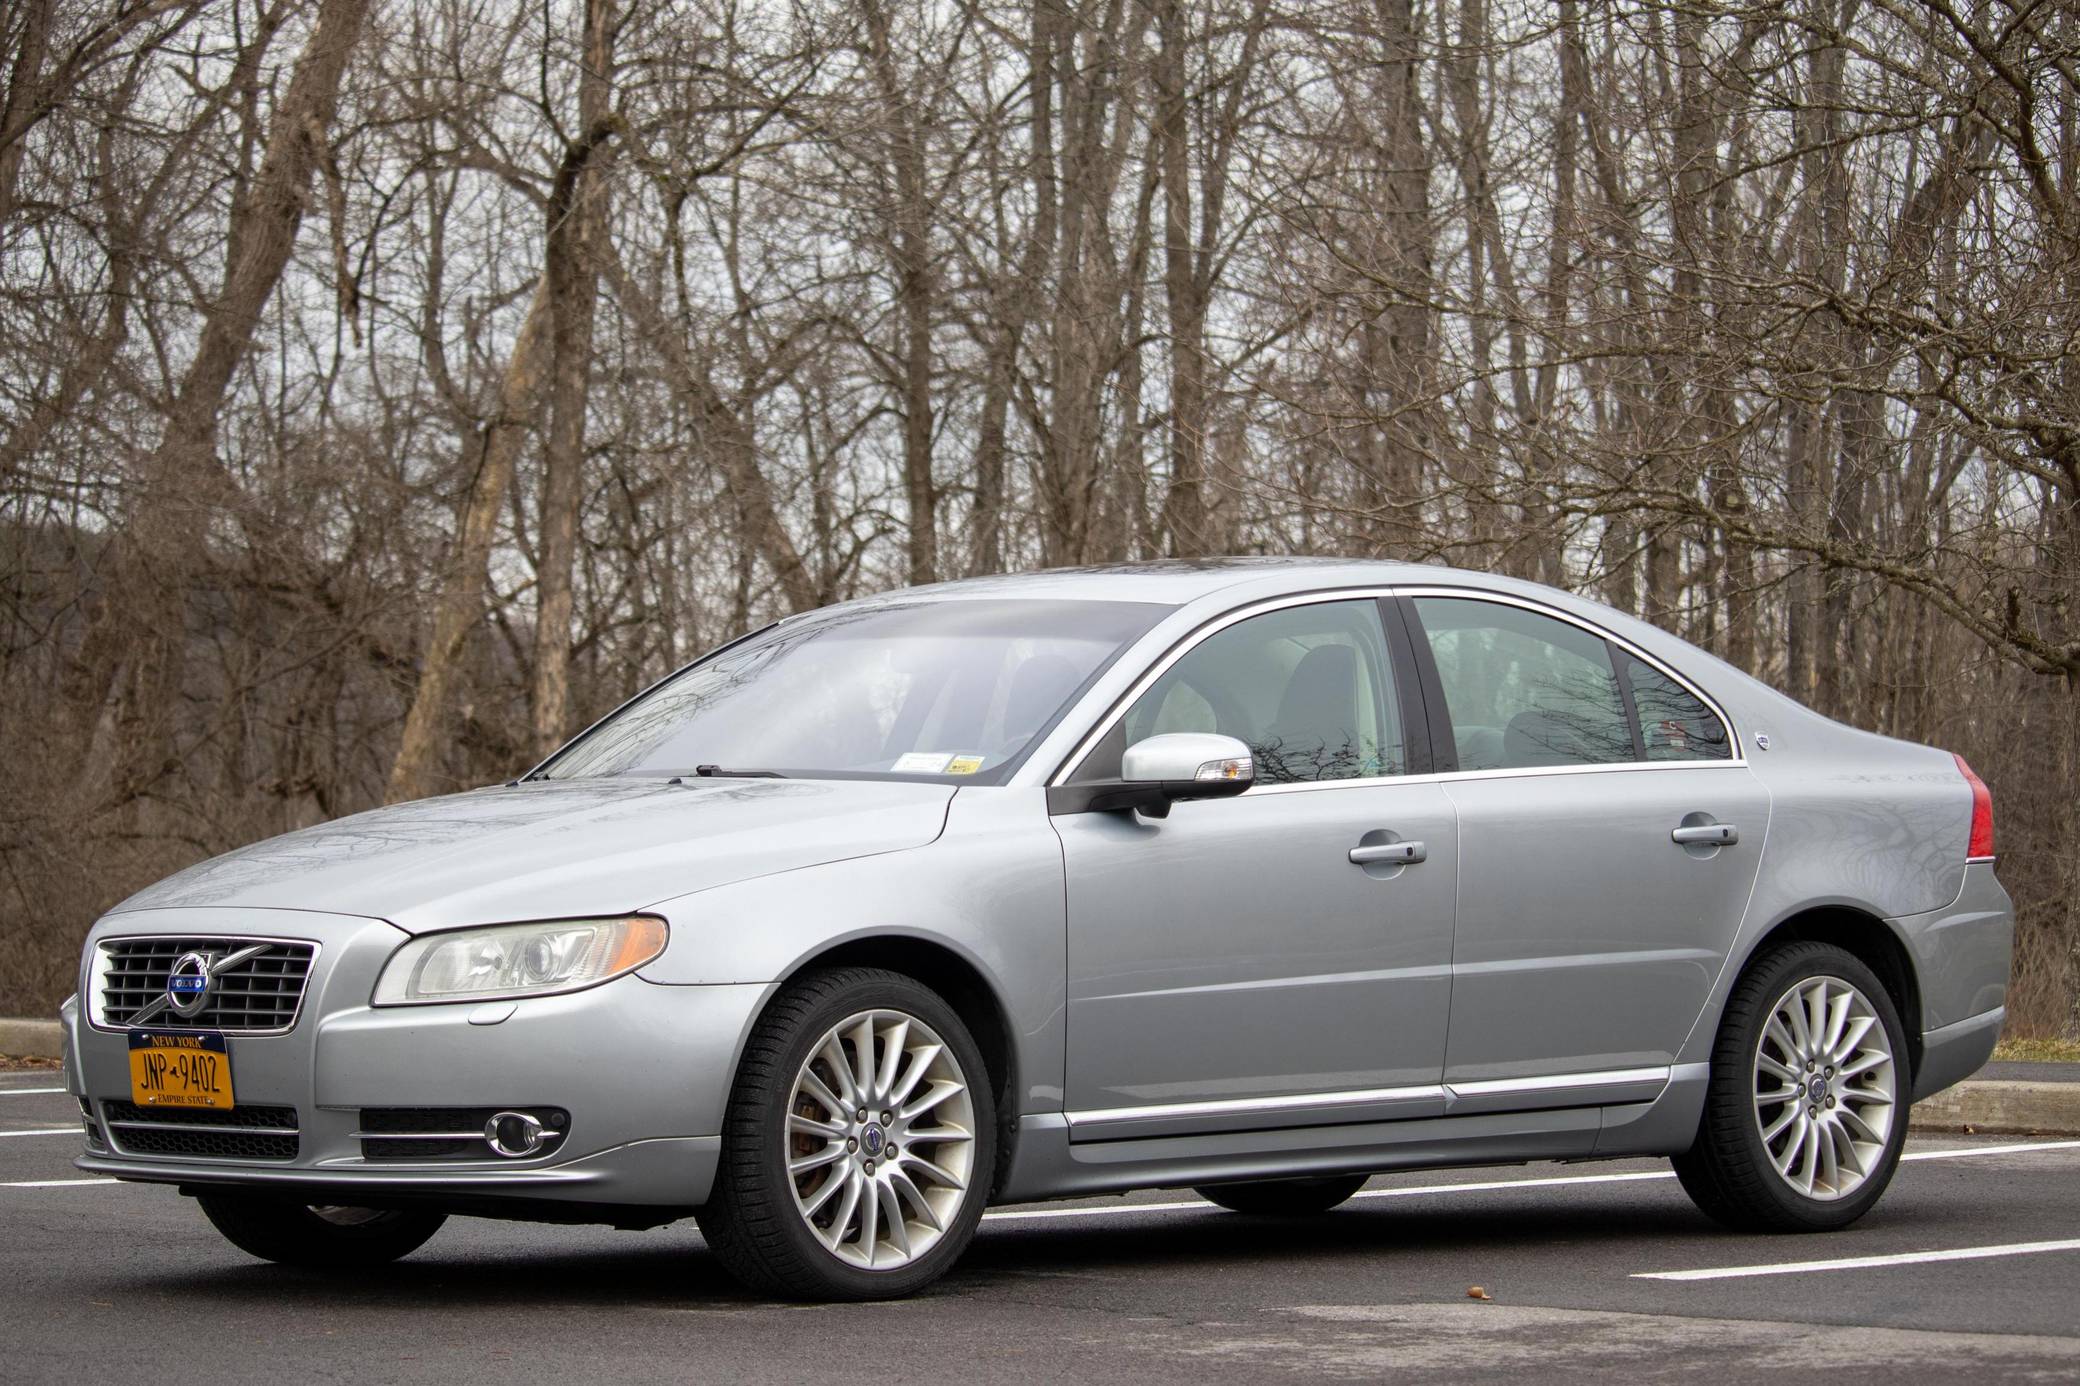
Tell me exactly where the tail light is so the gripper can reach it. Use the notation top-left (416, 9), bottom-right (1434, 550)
top-left (1953, 754), bottom-right (1994, 860)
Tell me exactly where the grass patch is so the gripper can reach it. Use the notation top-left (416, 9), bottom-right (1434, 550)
top-left (1994, 1037), bottom-right (2080, 1063)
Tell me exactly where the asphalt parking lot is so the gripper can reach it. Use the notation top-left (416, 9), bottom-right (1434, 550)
top-left (5, 1069), bottom-right (2077, 1384)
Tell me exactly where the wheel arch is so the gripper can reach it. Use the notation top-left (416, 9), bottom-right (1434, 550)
top-left (776, 933), bottom-right (1022, 1198)
top-left (1731, 904), bottom-right (1925, 1080)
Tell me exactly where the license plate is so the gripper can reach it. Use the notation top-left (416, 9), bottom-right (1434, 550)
top-left (128, 1030), bottom-right (234, 1110)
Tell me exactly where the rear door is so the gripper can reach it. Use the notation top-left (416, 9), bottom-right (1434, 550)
top-left (1403, 593), bottom-right (1769, 1109)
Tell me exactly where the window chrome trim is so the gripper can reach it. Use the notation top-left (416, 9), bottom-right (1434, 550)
top-left (86, 934), bottom-right (323, 1037)
top-left (1049, 587), bottom-right (1407, 786)
top-left (1393, 585), bottom-right (1743, 771)
top-left (1049, 584), bottom-right (1745, 788)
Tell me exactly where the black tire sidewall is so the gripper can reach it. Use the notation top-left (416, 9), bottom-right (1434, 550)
top-left (1195, 1174), bottom-right (1368, 1216)
top-left (721, 969), bottom-right (997, 1299)
top-left (1711, 944), bottom-right (1912, 1230)
top-left (197, 1193), bottom-right (445, 1267)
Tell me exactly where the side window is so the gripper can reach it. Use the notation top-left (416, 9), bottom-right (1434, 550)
top-left (1620, 653), bottom-right (1731, 762)
top-left (1079, 601), bottom-right (1407, 784)
top-left (1413, 597), bottom-right (1633, 771)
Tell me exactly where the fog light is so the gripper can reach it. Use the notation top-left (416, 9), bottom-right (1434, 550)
top-left (484, 1110), bottom-right (550, 1158)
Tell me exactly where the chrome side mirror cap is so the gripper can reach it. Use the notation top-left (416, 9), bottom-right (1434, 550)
top-left (1049, 733), bottom-right (1253, 818)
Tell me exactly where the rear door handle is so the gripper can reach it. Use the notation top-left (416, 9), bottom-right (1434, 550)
top-left (1671, 823), bottom-right (1738, 847)
top-left (1350, 841), bottom-right (1426, 866)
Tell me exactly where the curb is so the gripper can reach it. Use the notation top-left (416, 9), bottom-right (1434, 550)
top-left (1911, 1080), bottom-right (2080, 1137)
top-left (0, 1018), bottom-right (63, 1060)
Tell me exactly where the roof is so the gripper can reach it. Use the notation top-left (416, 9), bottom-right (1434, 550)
top-left (850, 556), bottom-right (1438, 608)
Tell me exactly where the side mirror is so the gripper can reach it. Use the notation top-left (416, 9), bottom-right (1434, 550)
top-left (1122, 732), bottom-right (1254, 791)
top-left (1049, 732), bottom-right (1254, 818)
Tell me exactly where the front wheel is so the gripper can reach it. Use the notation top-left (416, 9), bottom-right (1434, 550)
top-left (1194, 1174), bottom-right (1369, 1216)
top-left (196, 1193), bottom-right (445, 1268)
top-left (1674, 941), bottom-right (1909, 1233)
top-left (696, 967), bottom-right (996, 1300)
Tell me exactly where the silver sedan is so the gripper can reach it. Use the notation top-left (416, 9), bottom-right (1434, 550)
top-left (62, 559), bottom-right (2012, 1299)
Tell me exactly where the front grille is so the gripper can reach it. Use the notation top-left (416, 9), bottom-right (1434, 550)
top-left (101, 1100), bottom-right (300, 1161)
top-left (358, 1107), bottom-right (569, 1161)
top-left (98, 937), bottom-right (316, 1033)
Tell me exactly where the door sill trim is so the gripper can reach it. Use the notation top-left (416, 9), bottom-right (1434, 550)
top-left (1062, 1066), bottom-right (1683, 1141)
top-left (1066, 1084), bottom-right (1446, 1142)
top-left (1445, 1066), bottom-right (1673, 1115)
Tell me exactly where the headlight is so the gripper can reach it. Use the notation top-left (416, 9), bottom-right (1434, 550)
top-left (372, 916), bottom-right (668, 1006)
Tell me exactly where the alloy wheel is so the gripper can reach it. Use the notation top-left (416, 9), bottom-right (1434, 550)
top-left (1751, 973), bottom-right (1897, 1200)
top-left (785, 1008), bottom-right (977, 1271)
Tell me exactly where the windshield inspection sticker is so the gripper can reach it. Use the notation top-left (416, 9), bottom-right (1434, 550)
top-left (946, 755), bottom-right (985, 775)
top-left (892, 752), bottom-right (954, 774)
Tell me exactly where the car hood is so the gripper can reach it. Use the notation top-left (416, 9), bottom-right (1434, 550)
top-left (110, 778), bottom-right (956, 934)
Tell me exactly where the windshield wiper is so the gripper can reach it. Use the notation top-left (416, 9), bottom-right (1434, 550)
top-left (690, 764), bottom-right (786, 779)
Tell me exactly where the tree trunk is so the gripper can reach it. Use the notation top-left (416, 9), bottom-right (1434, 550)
top-left (861, 0), bottom-right (939, 585)
top-left (71, 0), bottom-right (373, 783)
top-left (1155, 0), bottom-right (1207, 556)
top-left (387, 284), bottom-right (554, 802)
top-left (597, 244), bottom-right (819, 613)
top-left (530, 0), bottom-right (617, 759)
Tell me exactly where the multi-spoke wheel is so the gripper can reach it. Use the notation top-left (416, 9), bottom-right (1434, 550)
top-left (697, 967), bottom-right (995, 1299)
top-left (1676, 941), bottom-right (1910, 1232)
top-left (1750, 974), bottom-right (1898, 1199)
top-left (784, 1008), bottom-right (977, 1270)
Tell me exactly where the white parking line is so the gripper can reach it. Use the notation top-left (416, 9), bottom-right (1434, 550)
top-left (0, 1088), bottom-right (66, 1096)
top-left (1, 1179), bottom-right (114, 1188)
top-left (981, 1139), bottom-right (2080, 1224)
top-left (0, 1128), bottom-right (77, 1138)
top-left (1636, 1237), bottom-right (2080, 1282)
top-left (1897, 1137), bottom-right (2080, 1160)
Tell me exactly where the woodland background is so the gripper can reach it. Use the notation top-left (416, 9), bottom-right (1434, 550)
top-left (1, 0), bottom-right (2075, 1032)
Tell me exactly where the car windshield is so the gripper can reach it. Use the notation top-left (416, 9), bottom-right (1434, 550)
top-left (541, 599), bottom-right (1169, 784)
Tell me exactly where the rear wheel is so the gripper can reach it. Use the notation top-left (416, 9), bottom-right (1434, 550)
top-left (1674, 941), bottom-right (1909, 1232)
top-left (1194, 1174), bottom-right (1368, 1216)
top-left (196, 1193), bottom-right (445, 1268)
top-left (696, 967), bottom-right (996, 1300)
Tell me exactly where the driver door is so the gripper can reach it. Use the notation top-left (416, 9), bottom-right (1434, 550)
top-left (1051, 598), bottom-right (1457, 1141)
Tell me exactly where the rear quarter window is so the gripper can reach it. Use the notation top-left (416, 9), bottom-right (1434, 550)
top-left (1619, 653), bottom-right (1732, 762)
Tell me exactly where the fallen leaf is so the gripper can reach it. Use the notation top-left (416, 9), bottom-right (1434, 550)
top-left (1467, 1286), bottom-right (1492, 1301)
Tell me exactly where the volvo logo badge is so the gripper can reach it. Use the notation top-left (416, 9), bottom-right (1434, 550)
top-left (164, 952), bottom-right (215, 1019)
top-left (124, 941), bottom-right (271, 1027)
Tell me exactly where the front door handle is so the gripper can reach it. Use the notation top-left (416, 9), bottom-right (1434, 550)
top-left (1671, 823), bottom-right (1738, 847)
top-left (1350, 841), bottom-right (1426, 866)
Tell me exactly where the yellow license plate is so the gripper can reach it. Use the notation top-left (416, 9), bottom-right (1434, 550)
top-left (128, 1030), bottom-right (233, 1110)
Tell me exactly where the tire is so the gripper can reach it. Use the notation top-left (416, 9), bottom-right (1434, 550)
top-left (1193, 1174), bottom-right (1368, 1216)
top-left (1674, 941), bottom-right (1911, 1233)
top-left (696, 967), bottom-right (997, 1300)
top-left (196, 1193), bottom-right (445, 1268)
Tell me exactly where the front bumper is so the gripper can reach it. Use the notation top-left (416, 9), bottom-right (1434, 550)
top-left (65, 907), bottom-right (772, 1209)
